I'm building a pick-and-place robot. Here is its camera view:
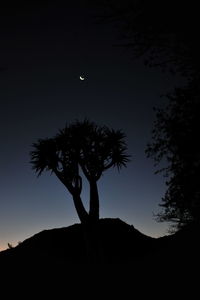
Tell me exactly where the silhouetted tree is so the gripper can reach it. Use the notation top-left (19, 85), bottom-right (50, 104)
top-left (30, 119), bottom-right (130, 225)
top-left (91, 0), bottom-right (200, 230)
top-left (146, 82), bottom-right (200, 229)
top-left (92, 0), bottom-right (200, 80)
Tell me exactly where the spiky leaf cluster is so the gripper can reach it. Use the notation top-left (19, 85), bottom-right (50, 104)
top-left (30, 119), bottom-right (130, 186)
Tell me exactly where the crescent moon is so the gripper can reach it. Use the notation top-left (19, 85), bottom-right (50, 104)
top-left (80, 76), bottom-right (85, 81)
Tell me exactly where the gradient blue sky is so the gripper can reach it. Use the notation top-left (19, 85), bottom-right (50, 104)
top-left (0, 1), bottom-right (184, 250)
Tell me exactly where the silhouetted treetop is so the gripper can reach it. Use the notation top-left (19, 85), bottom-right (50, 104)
top-left (31, 119), bottom-right (130, 179)
top-left (93, 0), bottom-right (200, 79)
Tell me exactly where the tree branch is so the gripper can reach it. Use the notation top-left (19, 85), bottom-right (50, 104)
top-left (79, 161), bottom-right (91, 181)
top-left (53, 168), bottom-right (74, 195)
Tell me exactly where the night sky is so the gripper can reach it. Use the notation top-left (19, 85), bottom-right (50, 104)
top-left (0, 1), bottom-right (183, 250)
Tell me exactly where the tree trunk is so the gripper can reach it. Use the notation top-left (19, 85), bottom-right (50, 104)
top-left (89, 180), bottom-right (99, 222)
top-left (73, 194), bottom-right (89, 224)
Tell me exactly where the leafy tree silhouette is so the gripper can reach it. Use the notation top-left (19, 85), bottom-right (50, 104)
top-left (93, 0), bottom-right (200, 79)
top-left (92, 0), bottom-right (200, 229)
top-left (30, 119), bottom-right (130, 225)
top-left (146, 82), bottom-right (200, 229)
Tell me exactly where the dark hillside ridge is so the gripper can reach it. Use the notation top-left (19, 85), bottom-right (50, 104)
top-left (0, 218), bottom-right (155, 266)
top-left (0, 218), bottom-right (199, 286)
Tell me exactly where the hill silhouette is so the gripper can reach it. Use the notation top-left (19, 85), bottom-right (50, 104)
top-left (0, 218), bottom-right (199, 295)
top-left (0, 218), bottom-right (155, 265)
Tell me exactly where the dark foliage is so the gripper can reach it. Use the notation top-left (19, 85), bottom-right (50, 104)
top-left (92, 0), bottom-right (200, 230)
top-left (92, 0), bottom-right (200, 79)
top-left (146, 82), bottom-right (200, 228)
